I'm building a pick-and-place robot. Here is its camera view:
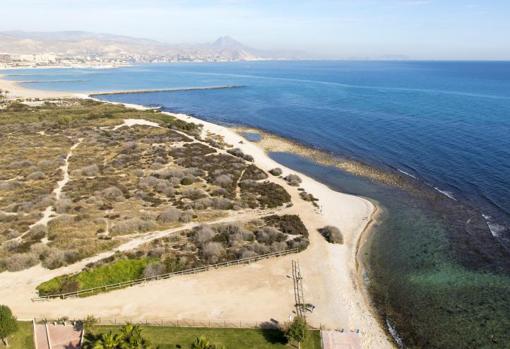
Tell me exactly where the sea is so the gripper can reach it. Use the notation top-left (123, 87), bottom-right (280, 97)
top-left (3, 61), bottom-right (510, 348)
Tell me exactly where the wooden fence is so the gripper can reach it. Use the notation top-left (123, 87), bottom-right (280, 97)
top-left (34, 247), bottom-right (302, 301)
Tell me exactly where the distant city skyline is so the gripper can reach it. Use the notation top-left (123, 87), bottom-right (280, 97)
top-left (0, 0), bottom-right (509, 60)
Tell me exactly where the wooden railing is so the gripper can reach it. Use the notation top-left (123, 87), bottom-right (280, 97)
top-left (34, 247), bottom-right (303, 301)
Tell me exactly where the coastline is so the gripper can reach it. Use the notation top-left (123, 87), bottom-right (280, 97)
top-left (0, 77), bottom-right (394, 348)
top-left (0, 74), bottom-right (76, 99)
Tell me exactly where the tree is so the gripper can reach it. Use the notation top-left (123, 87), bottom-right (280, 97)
top-left (85, 332), bottom-right (121, 349)
top-left (0, 305), bottom-right (18, 347)
top-left (286, 316), bottom-right (307, 349)
top-left (119, 323), bottom-right (150, 348)
top-left (82, 323), bottom-right (151, 349)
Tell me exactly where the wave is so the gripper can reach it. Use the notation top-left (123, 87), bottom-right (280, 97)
top-left (398, 168), bottom-right (417, 179)
top-left (433, 187), bottom-right (457, 200)
top-left (482, 214), bottom-right (507, 238)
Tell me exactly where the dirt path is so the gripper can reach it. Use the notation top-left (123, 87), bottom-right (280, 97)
top-left (14, 139), bottom-right (82, 243)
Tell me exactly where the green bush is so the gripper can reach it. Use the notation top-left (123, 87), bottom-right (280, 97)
top-left (0, 305), bottom-right (18, 347)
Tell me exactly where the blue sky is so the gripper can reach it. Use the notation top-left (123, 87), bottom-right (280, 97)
top-left (0, 0), bottom-right (509, 60)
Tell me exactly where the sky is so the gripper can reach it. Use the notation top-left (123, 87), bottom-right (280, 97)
top-left (0, 0), bottom-right (509, 60)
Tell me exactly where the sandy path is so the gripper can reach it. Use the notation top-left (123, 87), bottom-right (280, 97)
top-left (14, 139), bottom-right (82, 243)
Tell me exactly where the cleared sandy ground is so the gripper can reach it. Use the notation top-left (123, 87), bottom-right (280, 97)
top-left (0, 80), bottom-right (394, 348)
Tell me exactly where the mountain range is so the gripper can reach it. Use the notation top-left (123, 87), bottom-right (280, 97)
top-left (0, 31), bottom-right (303, 62)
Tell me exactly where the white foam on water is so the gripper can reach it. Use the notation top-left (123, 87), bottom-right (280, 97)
top-left (482, 214), bottom-right (507, 238)
top-left (386, 318), bottom-right (405, 349)
top-left (433, 187), bottom-right (457, 201)
top-left (398, 168), bottom-right (416, 179)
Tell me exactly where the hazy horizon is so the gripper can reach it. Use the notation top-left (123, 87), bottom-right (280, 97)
top-left (1, 0), bottom-right (509, 60)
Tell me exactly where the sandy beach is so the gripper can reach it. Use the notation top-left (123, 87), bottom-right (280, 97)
top-left (0, 77), bottom-right (394, 348)
top-left (0, 74), bottom-right (75, 99)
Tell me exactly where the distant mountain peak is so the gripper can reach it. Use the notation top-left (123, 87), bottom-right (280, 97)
top-left (212, 36), bottom-right (244, 49)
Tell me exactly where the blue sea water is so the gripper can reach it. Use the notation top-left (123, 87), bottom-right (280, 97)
top-left (4, 61), bottom-right (510, 347)
top-left (6, 61), bottom-right (510, 237)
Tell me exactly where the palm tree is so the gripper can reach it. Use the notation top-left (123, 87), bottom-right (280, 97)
top-left (118, 323), bottom-right (150, 348)
top-left (191, 336), bottom-right (211, 349)
top-left (84, 331), bottom-right (121, 349)
top-left (82, 324), bottom-right (151, 349)
top-left (191, 336), bottom-right (226, 349)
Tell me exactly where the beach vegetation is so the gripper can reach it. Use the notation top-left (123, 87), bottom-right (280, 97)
top-left (284, 174), bottom-right (302, 186)
top-left (227, 148), bottom-right (254, 162)
top-left (268, 168), bottom-right (282, 176)
top-left (241, 164), bottom-right (268, 181)
top-left (318, 226), bottom-right (343, 244)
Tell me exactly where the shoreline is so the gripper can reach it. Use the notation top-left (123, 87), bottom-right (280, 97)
top-left (0, 74), bottom-right (77, 99)
top-left (94, 98), bottom-right (393, 347)
top-left (0, 77), bottom-right (394, 348)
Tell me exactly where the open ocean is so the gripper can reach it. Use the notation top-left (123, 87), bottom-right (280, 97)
top-left (4, 61), bottom-right (510, 348)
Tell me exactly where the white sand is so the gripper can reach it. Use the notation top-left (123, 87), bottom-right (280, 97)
top-left (112, 118), bottom-right (161, 130)
top-left (0, 80), bottom-right (394, 348)
top-left (0, 75), bottom-right (73, 99)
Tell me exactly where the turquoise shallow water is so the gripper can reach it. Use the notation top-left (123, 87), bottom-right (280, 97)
top-left (4, 61), bottom-right (510, 347)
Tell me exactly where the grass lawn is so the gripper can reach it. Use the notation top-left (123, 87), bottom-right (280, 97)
top-left (37, 258), bottom-right (153, 296)
top-left (0, 322), bottom-right (34, 349)
top-left (92, 325), bottom-right (322, 349)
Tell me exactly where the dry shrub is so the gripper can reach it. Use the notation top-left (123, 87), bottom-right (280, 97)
top-left (211, 187), bottom-right (228, 197)
top-left (3, 240), bottom-right (21, 252)
top-left (255, 226), bottom-right (286, 245)
top-left (182, 188), bottom-right (207, 200)
top-left (270, 241), bottom-right (288, 252)
top-left (37, 159), bottom-right (57, 169)
top-left (42, 249), bottom-right (67, 269)
top-left (30, 242), bottom-right (51, 259)
top-left (143, 263), bottom-right (166, 278)
top-left (269, 168), bottom-right (282, 176)
top-left (319, 226), bottom-right (343, 244)
top-left (193, 225), bottom-right (215, 245)
top-left (214, 174), bottom-right (233, 186)
top-left (8, 160), bottom-right (33, 169)
top-left (284, 174), bottom-right (302, 186)
top-left (33, 195), bottom-right (54, 210)
top-left (179, 210), bottom-right (194, 223)
top-left (201, 242), bottom-right (225, 263)
top-left (4, 253), bottom-right (39, 271)
top-left (78, 164), bottom-right (100, 176)
top-left (191, 198), bottom-right (212, 210)
top-left (0, 180), bottom-right (21, 190)
top-left (239, 249), bottom-right (258, 259)
top-left (55, 198), bottom-right (73, 213)
top-left (111, 218), bottom-right (156, 235)
top-left (211, 197), bottom-right (233, 210)
top-left (102, 186), bottom-right (124, 201)
top-left (26, 224), bottom-right (47, 241)
top-left (26, 171), bottom-right (46, 180)
top-left (157, 207), bottom-right (182, 223)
